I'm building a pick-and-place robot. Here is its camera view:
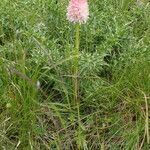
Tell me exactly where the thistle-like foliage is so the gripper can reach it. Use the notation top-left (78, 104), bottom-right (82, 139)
top-left (67, 0), bottom-right (89, 24)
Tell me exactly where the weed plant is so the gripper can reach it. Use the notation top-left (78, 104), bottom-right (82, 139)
top-left (0, 0), bottom-right (149, 149)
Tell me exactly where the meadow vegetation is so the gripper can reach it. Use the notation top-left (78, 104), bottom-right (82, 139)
top-left (0, 0), bottom-right (150, 149)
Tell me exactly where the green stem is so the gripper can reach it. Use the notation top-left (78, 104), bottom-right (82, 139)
top-left (73, 24), bottom-right (82, 150)
top-left (73, 23), bottom-right (80, 105)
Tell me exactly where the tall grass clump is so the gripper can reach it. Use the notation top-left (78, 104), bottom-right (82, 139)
top-left (0, 0), bottom-right (149, 149)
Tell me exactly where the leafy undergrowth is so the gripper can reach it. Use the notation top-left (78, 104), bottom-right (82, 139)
top-left (0, 0), bottom-right (150, 149)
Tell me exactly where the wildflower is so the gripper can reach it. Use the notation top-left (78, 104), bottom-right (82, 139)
top-left (67, 0), bottom-right (89, 24)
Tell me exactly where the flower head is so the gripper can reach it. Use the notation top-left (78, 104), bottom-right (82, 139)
top-left (67, 0), bottom-right (89, 24)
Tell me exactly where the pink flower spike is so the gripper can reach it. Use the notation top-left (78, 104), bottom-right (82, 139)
top-left (67, 0), bottom-right (89, 24)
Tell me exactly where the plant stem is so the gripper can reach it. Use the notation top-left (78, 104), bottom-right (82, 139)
top-left (74, 24), bottom-right (82, 150)
top-left (73, 23), bottom-right (80, 105)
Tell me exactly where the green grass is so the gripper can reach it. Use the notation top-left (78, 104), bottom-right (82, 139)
top-left (0, 0), bottom-right (150, 149)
